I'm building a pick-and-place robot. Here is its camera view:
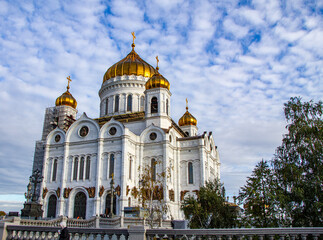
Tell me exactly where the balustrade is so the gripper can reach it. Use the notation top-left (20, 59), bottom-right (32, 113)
top-left (3, 224), bottom-right (323, 240)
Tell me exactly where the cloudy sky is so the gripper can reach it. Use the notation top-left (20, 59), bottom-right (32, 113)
top-left (0, 0), bottom-right (322, 213)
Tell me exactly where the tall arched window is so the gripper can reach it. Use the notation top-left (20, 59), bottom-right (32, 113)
top-left (79, 157), bottom-right (84, 180)
top-left (105, 98), bottom-right (109, 115)
top-left (109, 154), bottom-right (115, 178)
top-left (115, 95), bottom-right (119, 112)
top-left (188, 162), bottom-right (193, 184)
top-left (127, 95), bottom-right (132, 112)
top-left (166, 99), bottom-right (169, 115)
top-left (73, 157), bottom-right (78, 180)
top-left (151, 158), bottom-right (156, 181)
top-left (129, 157), bottom-right (132, 180)
top-left (140, 96), bottom-right (145, 111)
top-left (47, 195), bottom-right (57, 218)
top-left (151, 97), bottom-right (158, 113)
top-left (128, 197), bottom-right (131, 207)
top-left (85, 156), bottom-right (91, 180)
top-left (52, 159), bottom-right (57, 182)
top-left (74, 192), bottom-right (87, 219)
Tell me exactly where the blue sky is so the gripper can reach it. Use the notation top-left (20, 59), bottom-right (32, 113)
top-left (0, 0), bottom-right (322, 213)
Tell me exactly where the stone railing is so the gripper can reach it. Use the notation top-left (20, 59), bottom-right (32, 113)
top-left (146, 227), bottom-right (323, 240)
top-left (1, 224), bottom-right (323, 240)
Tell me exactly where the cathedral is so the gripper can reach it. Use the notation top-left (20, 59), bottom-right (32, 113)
top-left (31, 34), bottom-right (220, 220)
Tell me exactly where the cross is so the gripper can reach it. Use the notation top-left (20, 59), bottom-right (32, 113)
top-left (131, 32), bottom-right (136, 44)
top-left (67, 76), bottom-right (72, 89)
top-left (156, 56), bottom-right (159, 68)
top-left (186, 98), bottom-right (188, 110)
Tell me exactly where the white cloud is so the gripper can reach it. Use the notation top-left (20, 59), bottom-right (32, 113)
top-left (0, 0), bottom-right (322, 212)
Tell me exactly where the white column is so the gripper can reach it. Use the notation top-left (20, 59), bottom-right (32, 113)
top-left (94, 140), bottom-right (103, 216)
top-left (57, 142), bottom-right (69, 216)
top-left (119, 136), bottom-right (127, 216)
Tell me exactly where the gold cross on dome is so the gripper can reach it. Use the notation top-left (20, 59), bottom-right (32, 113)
top-left (186, 98), bottom-right (188, 110)
top-left (156, 56), bottom-right (159, 68)
top-left (67, 76), bottom-right (72, 90)
top-left (131, 32), bottom-right (136, 44)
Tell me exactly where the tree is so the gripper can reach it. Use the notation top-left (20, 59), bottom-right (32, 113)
top-left (0, 211), bottom-right (6, 217)
top-left (131, 159), bottom-right (170, 228)
top-left (237, 160), bottom-right (279, 227)
top-left (181, 179), bottom-right (238, 229)
top-left (272, 97), bottom-right (323, 227)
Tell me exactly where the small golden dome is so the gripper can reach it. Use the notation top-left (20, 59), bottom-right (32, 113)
top-left (178, 99), bottom-right (197, 126)
top-left (55, 76), bottom-right (77, 109)
top-left (103, 44), bottom-right (156, 83)
top-left (145, 56), bottom-right (170, 90)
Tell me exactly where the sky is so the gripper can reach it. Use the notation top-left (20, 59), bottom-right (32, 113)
top-left (0, 0), bottom-right (322, 213)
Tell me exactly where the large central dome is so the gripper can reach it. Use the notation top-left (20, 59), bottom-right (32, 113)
top-left (103, 44), bottom-right (157, 83)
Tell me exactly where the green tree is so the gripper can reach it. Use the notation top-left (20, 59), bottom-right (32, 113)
top-left (181, 179), bottom-right (238, 228)
top-left (0, 211), bottom-right (6, 217)
top-left (272, 97), bottom-right (323, 227)
top-left (238, 160), bottom-right (279, 227)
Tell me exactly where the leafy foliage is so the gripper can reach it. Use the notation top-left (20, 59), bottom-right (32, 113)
top-left (237, 160), bottom-right (279, 227)
top-left (131, 159), bottom-right (170, 227)
top-left (272, 97), bottom-right (323, 227)
top-left (181, 179), bottom-right (238, 228)
top-left (0, 211), bottom-right (6, 216)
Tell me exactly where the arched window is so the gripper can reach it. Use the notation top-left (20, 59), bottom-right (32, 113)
top-left (151, 97), bottom-right (158, 113)
top-left (105, 98), bottom-right (109, 115)
top-left (188, 162), bottom-right (193, 184)
top-left (85, 156), bottom-right (91, 180)
top-left (105, 193), bottom-right (116, 216)
top-left (73, 157), bottom-right (78, 180)
top-left (79, 157), bottom-right (85, 180)
top-left (47, 195), bottom-right (57, 218)
top-left (109, 154), bottom-right (114, 178)
top-left (115, 95), bottom-right (119, 112)
top-left (128, 197), bottom-right (131, 207)
top-left (151, 158), bottom-right (156, 181)
top-left (127, 95), bottom-right (132, 112)
top-left (129, 157), bottom-right (132, 180)
top-left (52, 159), bottom-right (57, 182)
top-left (74, 192), bottom-right (87, 219)
top-left (166, 99), bottom-right (169, 115)
top-left (140, 96), bottom-right (145, 111)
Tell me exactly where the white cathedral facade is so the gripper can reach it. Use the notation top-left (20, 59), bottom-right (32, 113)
top-left (32, 37), bottom-right (220, 220)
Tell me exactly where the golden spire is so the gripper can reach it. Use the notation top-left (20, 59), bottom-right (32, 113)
top-left (186, 98), bottom-right (188, 111)
top-left (67, 76), bottom-right (72, 91)
top-left (156, 56), bottom-right (159, 71)
top-left (131, 32), bottom-right (136, 49)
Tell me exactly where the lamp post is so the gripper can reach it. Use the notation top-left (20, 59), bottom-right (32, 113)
top-left (109, 173), bottom-right (115, 218)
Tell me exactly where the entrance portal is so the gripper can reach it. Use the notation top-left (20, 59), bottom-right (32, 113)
top-left (74, 192), bottom-right (86, 219)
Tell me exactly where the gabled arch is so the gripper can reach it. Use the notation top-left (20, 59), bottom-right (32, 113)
top-left (100, 118), bottom-right (125, 138)
top-left (140, 124), bottom-right (166, 143)
top-left (66, 113), bottom-right (100, 142)
top-left (46, 127), bottom-right (66, 145)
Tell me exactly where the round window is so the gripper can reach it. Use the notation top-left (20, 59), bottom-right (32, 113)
top-left (109, 127), bottom-right (117, 136)
top-left (150, 132), bottom-right (157, 140)
top-left (79, 126), bottom-right (89, 137)
top-left (55, 134), bottom-right (61, 142)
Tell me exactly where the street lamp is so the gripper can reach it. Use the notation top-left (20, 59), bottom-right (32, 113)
top-left (109, 173), bottom-right (115, 218)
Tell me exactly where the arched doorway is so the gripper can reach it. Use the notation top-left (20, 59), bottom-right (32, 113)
top-left (74, 192), bottom-right (87, 219)
top-left (47, 194), bottom-right (57, 218)
top-left (105, 194), bottom-right (116, 216)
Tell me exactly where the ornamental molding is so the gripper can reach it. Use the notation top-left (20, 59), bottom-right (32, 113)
top-left (42, 187), bottom-right (48, 199)
top-left (56, 187), bottom-right (61, 198)
top-left (63, 188), bottom-right (73, 198)
top-left (85, 187), bottom-right (95, 198)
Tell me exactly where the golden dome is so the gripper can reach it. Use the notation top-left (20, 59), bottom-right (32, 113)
top-left (178, 99), bottom-right (197, 126)
top-left (55, 76), bottom-right (77, 109)
top-left (103, 43), bottom-right (157, 83)
top-left (145, 56), bottom-right (170, 90)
